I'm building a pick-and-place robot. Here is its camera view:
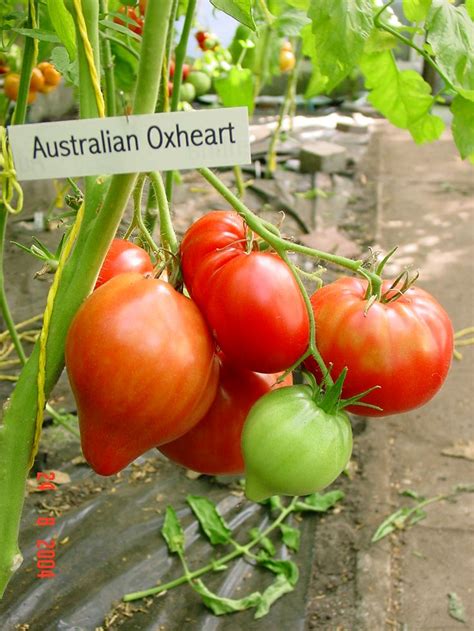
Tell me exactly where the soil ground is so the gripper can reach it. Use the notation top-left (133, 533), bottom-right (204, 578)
top-left (0, 119), bottom-right (473, 630)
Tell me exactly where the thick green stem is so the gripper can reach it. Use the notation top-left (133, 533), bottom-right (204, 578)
top-left (124, 498), bottom-right (298, 601)
top-left (165, 0), bottom-right (197, 203)
top-left (99, 0), bottom-right (117, 117)
top-left (0, 0), bottom-right (174, 598)
top-left (11, 1), bottom-right (38, 126)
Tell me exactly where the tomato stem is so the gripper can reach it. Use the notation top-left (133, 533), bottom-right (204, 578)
top-left (123, 497), bottom-right (299, 602)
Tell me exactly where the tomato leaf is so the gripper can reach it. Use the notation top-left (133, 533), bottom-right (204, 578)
top-left (467, 0), bottom-right (474, 21)
top-left (279, 524), bottom-right (300, 552)
top-left (305, 0), bottom-right (374, 93)
top-left (258, 558), bottom-right (299, 585)
top-left (249, 528), bottom-right (276, 557)
top-left (402, 0), bottom-right (432, 23)
top-left (371, 506), bottom-right (427, 542)
top-left (448, 592), bottom-right (467, 623)
top-left (11, 27), bottom-right (61, 43)
top-left (294, 490), bottom-right (345, 513)
top-left (210, 0), bottom-right (256, 30)
top-left (186, 495), bottom-right (231, 545)
top-left (254, 574), bottom-right (295, 619)
top-left (451, 95), bottom-right (474, 162)
top-left (191, 579), bottom-right (261, 615)
top-left (161, 505), bottom-right (185, 554)
top-left (47, 0), bottom-right (76, 60)
top-left (51, 46), bottom-right (79, 87)
top-left (273, 8), bottom-right (310, 37)
top-left (213, 66), bottom-right (255, 114)
top-left (359, 50), bottom-right (444, 144)
top-left (99, 18), bottom-right (142, 42)
top-left (426, 1), bottom-right (474, 101)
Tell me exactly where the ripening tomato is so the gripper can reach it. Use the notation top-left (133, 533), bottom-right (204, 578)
top-left (66, 273), bottom-right (219, 476)
top-left (304, 277), bottom-right (454, 416)
top-left (160, 354), bottom-right (292, 475)
top-left (3, 74), bottom-right (36, 103)
top-left (279, 49), bottom-right (295, 73)
top-left (114, 6), bottom-right (143, 35)
top-left (180, 210), bottom-right (246, 298)
top-left (242, 385), bottom-right (353, 501)
top-left (181, 211), bottom-right (309, 373)
top-left (202, 252), bottom-right (309, 373)
top-left (29, 67), bottom-right (45, 92)
top-left (182, 63), bottom-right (190, 81)
top-left (139, 0), bottom-right (146, 15)
top-left (169, 59), bottom-right (175, 79)
top-left (94, 239), bottom-right (154, 289)
top-left (37, 62), bottom-right (61, 89)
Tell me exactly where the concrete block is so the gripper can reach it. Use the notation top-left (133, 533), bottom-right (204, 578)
top-left (299, 141), bottom-right (348, 174)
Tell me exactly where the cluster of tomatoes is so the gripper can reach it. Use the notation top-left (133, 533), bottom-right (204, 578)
top-left (3, 62), bottom-right (61, 104)
top-left (114, 0), bottom-right (147, 35)
top-left (195, 30), bottom-right (220, 52)
top-left (65, 211), bottom-right (453, 501)
top-left (168, 60), bottom-right (212, 102)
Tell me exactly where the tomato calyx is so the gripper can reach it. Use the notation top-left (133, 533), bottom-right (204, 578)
top-left (303, 369), bottom-right (382, 415)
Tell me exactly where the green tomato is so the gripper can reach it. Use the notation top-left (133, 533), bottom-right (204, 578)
top-left (242, 385), bottom-right (353, 502)
top-left (179, 82), bottom-right (196, 103)
top-left (186, 71), bottom-right (212, 97)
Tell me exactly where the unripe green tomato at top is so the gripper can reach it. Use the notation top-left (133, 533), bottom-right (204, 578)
top-left (179, 82), bottom-right (196, 103)
top-left (242, 385), bottom-right (353, 502)
top-left (186, 71), bottom-right (212, 97)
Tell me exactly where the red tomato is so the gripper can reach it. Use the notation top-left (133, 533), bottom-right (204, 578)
top-left (66, 273), bottom-right (219, 475)
top-left (180, 210), bottom-right (246, 297)
top-left (182, 63), bottom-right (190, 81)
top-left (139, 0), bottom-right (146, 16)
top-left (114, 6), bottom-right (143, 35)
top-left (94, 239), bottom-right (154, 289)
top-left (305, 277), bottom-right (454, 417)
top-left (160, 354), bottom-right (292, 474)
top-left (181, 211), bottom-right (309, 373)
top-left (169, 59), bottom-right (175, 79)
top-left (202, 251), bottom-right (310, 373)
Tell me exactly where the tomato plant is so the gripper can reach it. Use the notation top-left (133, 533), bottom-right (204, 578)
top-left (94, 238), bottom-right (154, 289)
top-left (305, 277), bottom-right (454, 416)
top-left (160, 354), bottom-right (292, 475)
top-left (242, 384), bottom-right (353, 501)
top-left (65, 273), bottom-right (219, 476)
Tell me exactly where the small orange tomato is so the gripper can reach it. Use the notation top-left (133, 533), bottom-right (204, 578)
top-left (37, 62), bottom-right (61, 89)
top-left (281, 40), bottom-right (293, 52)
top-left (279, 49), bottom-right (296, 73)
top-left (29, 67), bottom-right (45, 92)
top-left (4, 73), bottom-right (37, 103)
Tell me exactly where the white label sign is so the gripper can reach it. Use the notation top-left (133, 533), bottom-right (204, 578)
top-left (8, 107), bottom-right (250, 181)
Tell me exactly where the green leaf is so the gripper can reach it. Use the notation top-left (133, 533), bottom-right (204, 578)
top-left (99, 18), bottom-right (142, 42)
top-left (214, 66), bottom-right (255, 114)
top-left (451, 95), bottom-right (474, 160)
top-left (210, 0), bottom-right (256, 30)
top-left (294, 489), bottom-right (345, 513)
top-left (186, 495), bottom-right (231, 545)
top-left (192, 579), bottom-right (261, 615)
top-left (279, 524), bottom-right (300, 552)
top-left (403, 0), bottom-right (432, 23)
top-left (360, 51), bottom-right (444, 144)
top-left (448, 592), bottom-right (466, 623)
top-left (249, 528), bottom-right (276, 556)
top-left (47, 0), bottom-right (76, 60)
top-left (51, 46), bottom-right (79, 87)
top-left (258, 558), bottom-right (299, 585)
top-left (286, 0), bottom-right (309, 9)
top-left (11, 27), bottom-right (61, 43)
top-left (274, 8), bottom-right (310, 37)
top-left (161, 506), bottom-right (185, 554)
top-left (371, 506), bottom-right (427, 542)
top-left (254, 574), bottom-right (295, 619)
top-left (306, 0), bottom-right (374, 93)
top-left (467, 0), bottom-right (474, 21)
top-left (426, 1), bottom-right (474, 100)
top-left (364, 29), bottom-right (398, 53)
top-left (399, 489), bottom-right (425, 500)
